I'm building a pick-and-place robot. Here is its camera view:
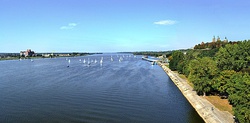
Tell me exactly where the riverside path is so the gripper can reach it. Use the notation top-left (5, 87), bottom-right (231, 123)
top-left (158, 63), bottom-right (234, 123)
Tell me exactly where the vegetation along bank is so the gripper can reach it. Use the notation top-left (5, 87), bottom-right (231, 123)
top-left (168, 39), bottom-right (250, 123)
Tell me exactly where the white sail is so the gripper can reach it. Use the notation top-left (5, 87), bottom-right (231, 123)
top-left (111, 56), bottom-right (113, 61)
top-left (119, 57), bottom-right (122, 62)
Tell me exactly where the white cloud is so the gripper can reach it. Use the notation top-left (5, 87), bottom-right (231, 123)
top-left (154, 20), bottom-right (177, 25)
top-left (68, 23), bottom-right (77, 26)
top-left (60, 23), bottom-right (77, 30)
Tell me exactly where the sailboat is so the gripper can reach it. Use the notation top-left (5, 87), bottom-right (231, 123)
top-left (67, 59), bottom-right (70, 67)
top-left (111, 56), bottom-right (113, 62)
top-left (100, 59), bottom-right (103, 64)
top-left (83, 59), bottom-right (86, 64)
top-left (100, 57), bottom-right (103, 64)
top-left (119, 57), bottom-right (123, 62)
top-left (87, 58), bottom-right (91, 66)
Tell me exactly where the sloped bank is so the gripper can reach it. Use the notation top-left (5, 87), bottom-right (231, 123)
top-left (158, 62), bottom-right (234, 123)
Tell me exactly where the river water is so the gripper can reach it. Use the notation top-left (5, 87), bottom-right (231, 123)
top-left (0, 54), bottom-right (204, 123)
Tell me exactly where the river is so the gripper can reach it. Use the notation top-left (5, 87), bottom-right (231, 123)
top-left (0, 54), bottom-right (204, 123)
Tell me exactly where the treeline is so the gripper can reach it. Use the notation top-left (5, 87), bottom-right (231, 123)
top-left (194, 40), bottom-right (238, 49)
top-left (0, 52), bottom-right (96, 60)
top-left (169, 40), bottom-right (250, 123)
top-left (133, 49), bottom-right (188, 57)
top-left (0, 53), bottom-right (19, 58)
top-left (133, 51), bottom-right (172, 57)
top-left (0, 53), bottom-right (20, 60)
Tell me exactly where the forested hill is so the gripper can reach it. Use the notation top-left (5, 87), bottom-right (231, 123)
top-left (194, 36), bottom-right (239, 49)
top-left (194, 40), bottom-right (238, 49)
top-left (169, 40), bottom-right (250, 123)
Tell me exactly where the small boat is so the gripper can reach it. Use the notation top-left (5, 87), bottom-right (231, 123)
top-left (111, 56), bottom-right (113, 62)
top-left (119, 57), bottom-right (123, 62)
top-left (151, 61), bottom-right (157, 65)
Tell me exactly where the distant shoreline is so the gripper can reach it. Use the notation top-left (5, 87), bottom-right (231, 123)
top-left (0, 56), bottom-right (69, 61)
top-left (0, 52), bottom-right (101, 61)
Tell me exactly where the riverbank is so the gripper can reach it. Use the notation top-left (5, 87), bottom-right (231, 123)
top-left (0, 53), bottom-right (98, 61)
top-left (158, 62), bottom-right (234, 123)
top-left (0, 52), bottom-right (98, 61)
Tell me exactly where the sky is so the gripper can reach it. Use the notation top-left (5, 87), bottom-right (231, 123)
top-left (0, 0), bottom-right (250, 53)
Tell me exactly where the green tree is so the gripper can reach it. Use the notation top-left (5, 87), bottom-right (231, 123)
top-left (213, 70), bottom-right (236, 97)
top-left (197, 48), bottom-right (219, 58)
top-left (227, 72), bottom-right (250, 123)
top-left (188, 57), bottom-right (218, 96)
top-left (181, 50), bottom-right (198, 76)
top-left (176, 60), bottom-right (185, 73)
top-left (169, 51), bottom-right (184, 71)
top-left (216, 40), bottom-right (250, 72)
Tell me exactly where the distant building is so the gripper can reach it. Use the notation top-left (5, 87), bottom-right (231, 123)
top-left (20, 49), bottom-right (35, 57)
top-left (212, 36), bottom-right (216, 42)
top-left (224, 37), bottom-right (228, 42)
top-left (217, 36), bottom-right (221, 42)
top-left (212, 36), bottom-right (227, 42)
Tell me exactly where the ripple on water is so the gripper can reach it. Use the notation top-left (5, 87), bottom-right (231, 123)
top-left (0, 54), bottom-right (204, 123)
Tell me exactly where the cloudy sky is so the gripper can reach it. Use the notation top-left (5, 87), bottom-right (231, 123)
top-left (0, 0), bottom-right (250, 52)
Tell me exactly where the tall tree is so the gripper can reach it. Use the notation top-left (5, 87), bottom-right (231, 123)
top-left (216, 40), bottom-right (250, 72)
top-left (227, 72), bottom-right (250, 123)
top-left (169, 51), bottom-right (184, 71)
top-left (213, 70), bottom-right (236, 97)
top-left (188, 57), bottom-right (218, 96)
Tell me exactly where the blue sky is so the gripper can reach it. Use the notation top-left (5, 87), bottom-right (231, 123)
top-left (0, 0), bottom-right (250, 53)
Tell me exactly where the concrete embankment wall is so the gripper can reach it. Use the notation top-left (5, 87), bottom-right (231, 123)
top-left (158, 63), bottom-right (234, 123)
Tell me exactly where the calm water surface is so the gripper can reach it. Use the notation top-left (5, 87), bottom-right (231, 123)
top-left (0, 54), bottom-right (204, 123)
